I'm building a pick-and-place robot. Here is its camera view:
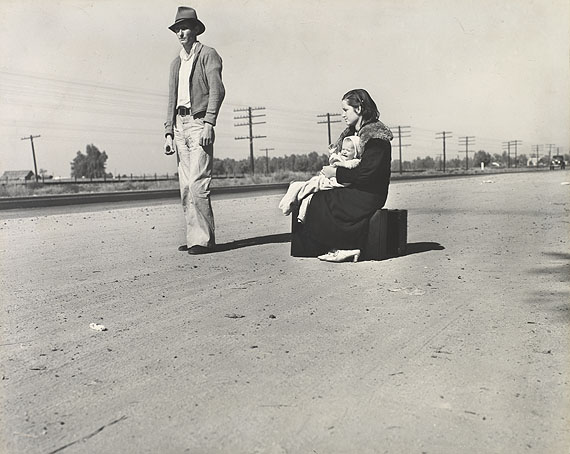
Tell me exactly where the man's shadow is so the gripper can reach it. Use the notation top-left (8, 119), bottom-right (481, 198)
top-left (216, 234), bottom-right (444, 257)
top-left (215, 233), bottom-right (291, 252)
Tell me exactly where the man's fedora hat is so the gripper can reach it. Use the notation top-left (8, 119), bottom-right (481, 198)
top-left (168, 6), bottom-right (205, 35)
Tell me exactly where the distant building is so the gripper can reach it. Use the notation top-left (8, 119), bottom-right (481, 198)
top-left (1, 170), bottom-right (35, 181)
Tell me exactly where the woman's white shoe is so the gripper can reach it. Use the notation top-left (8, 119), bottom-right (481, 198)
top-left (319, 249), bottom-right (360, 263)
top-left (317, 250), bottom-right (337, 261)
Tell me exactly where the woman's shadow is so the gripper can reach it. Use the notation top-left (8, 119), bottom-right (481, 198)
top-left (216, 233), bottom-right (444, 257)
top-left (401, 241), bottom-right (445, 256)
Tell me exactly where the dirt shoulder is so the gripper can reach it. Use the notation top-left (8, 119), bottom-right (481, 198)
top-left (1, 171), bottom-right (569, 453)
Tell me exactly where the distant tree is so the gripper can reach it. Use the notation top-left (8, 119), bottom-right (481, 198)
top-left (492, 153), bottom-right (504, 166)
top-left (71, 144), bottom-right (108, 178)
top-left (222, 157), bottom-right (236, 177)
top-left (254, 156), bottom-right (268, 174)
top-left (401, 160), bottom-right (414, 171)
top-left (511, 153), bottom-right (527, 167)
top-left (286, 154), bottom-right (296, 171)
top-left (237, 159), bottom-right (250, 175)
top-left (304, 152), bottom-right (324, 173)
top-left (294, 154), bottom-right (310, 172)
top-left (447, 157), bottom-right (463, 169)
top-left (272, 156), bottom-right (286, 173)
top-left (391, 160), bottom-right (400, 172)
top-left (473, 150), bottom-right (492, 167)
top-left (413, 156), bottom-right (436, 170)
top-left (212, 159), bottom-right (226, 177)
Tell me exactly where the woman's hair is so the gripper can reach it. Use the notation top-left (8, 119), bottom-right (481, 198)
top-left (342, 89), bottom-right (380, 122)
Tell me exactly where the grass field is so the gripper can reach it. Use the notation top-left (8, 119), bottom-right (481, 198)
top-left (0, 171), bottom-right (315, 198)
top-left (0, 167), bottom-right (549, 198)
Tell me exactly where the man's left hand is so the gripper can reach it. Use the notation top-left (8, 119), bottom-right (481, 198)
top-left (200, 123), bottom-right (215, 147)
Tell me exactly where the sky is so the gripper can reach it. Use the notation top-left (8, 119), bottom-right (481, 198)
top-left (0, 0), bottom-right (568, 177)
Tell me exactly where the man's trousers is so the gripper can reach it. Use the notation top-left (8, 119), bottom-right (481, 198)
top-left (173, 114), bottom-right (215, 248)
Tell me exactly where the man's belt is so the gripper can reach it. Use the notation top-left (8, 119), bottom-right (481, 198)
top-left (177, 107), bottom-right (205, 119)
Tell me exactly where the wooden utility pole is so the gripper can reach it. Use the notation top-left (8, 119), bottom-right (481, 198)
top-left (391, 126), bottom-right (411, 174)
top-left (532, 145), bottom-right (541, 168)
top-left (502, 141), bottom-right (512, 168)
top-left (436, 131), bottom-right (452, 173)
top-left (545, 144), bottom-right (555, 166)
top-left (317, 113), bottom-right (342, 145)
top-left (510, 140), bottom-right (522, 167)
top-left (235, 107), bottom-right (266, 174)
top-left (459, 136), bottom-right (475, 170)
top-left (21, 134), bottom-right (41, 182)
top-left (260, 147), bottom-right (275, 175)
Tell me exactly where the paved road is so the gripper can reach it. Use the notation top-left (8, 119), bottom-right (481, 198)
top-left (1, 171), bottom-right (569, 453)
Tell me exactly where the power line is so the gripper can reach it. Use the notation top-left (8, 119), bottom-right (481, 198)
top-left (531, 145), bottom-right (543, 168)
top-left (502, 141), bottom-right (512, 168)
top-left (435, 131), bottom-right (452, 172)
top-left (458, 136), bottom-right (475, 170)
top-left (390, 126), bottom-right (411, 174)
top-left (20, 134), bottom-right (41, 181)
top-left (260, 147), bottom-right (275, 175)
top-left (317, 113), bottom-right (342, 145)
top-left (545, 143), bottom-right (555, 166)
top-left (234, 106), bottom-right (266, 174)
top-left (502, 139), bottom-right (523, 168)
top-left (0, 69), bottom-right (254, 111)
top-left (511, 140), bottom-right (522, 167)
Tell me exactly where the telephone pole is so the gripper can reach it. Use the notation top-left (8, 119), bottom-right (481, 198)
top-left (435, 131), bottom-right (452, 173)
top-left (317, 113), bottom-right (342, 145)
top-left (510, 140), bottom-right (522, 167)
top-left (503, 140), bottom-right (523, 167)
top-left (21, 134), bottom-right (41, 182)
top-left (260, 147), bottom-right (275, 175)
top-left (545, 144), bottom-right (555, 166)
top-left (532, 145), bottom-right (541, 168)
top-left (235, 107), bottom-right (266, 174)
top-left (458, 136), bottom-right (475, 170)
top-left (502, 141), bottom-right (512, 168)
top-left (391, 126), bottom-right (411, 174)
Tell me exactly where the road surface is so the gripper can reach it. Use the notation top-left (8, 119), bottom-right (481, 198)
top-left (1, 171), bottom-right (569, 453)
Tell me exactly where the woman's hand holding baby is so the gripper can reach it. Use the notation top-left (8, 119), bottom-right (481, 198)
top-left (321, 166), bottom-right (337, 179)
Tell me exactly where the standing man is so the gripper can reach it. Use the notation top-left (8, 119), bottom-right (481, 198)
top-left (164, 6), bottom-right (225, 254)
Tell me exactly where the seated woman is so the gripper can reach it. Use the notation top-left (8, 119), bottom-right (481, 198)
top-left (290, 88), bottom-right (393, 262)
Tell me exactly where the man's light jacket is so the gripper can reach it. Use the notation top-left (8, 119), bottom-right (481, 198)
top-left (164, 42), bottom-right (225, 137)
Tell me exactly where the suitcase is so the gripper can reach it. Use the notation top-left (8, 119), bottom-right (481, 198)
top-left (363, 209), bottom-right (408, 260)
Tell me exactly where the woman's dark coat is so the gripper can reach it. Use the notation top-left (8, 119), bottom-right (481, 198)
top-left (291, 120), bottom-right (392, 257)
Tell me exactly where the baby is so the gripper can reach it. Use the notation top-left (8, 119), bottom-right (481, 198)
top-left (279, 136), bottom-right (361, 221)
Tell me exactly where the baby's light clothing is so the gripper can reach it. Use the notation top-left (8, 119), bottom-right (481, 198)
top-left (278, 135), bottom-right (362, 220)
top-left (278, 158), bottom-right (360, 219)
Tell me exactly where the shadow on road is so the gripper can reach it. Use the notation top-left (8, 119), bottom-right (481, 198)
top-left (528, 252), bottom-right (570, 283)
top-left (217, 237), bottom-right (445, 258)
top-left (543, 251), bottom-right (570, 261)
top-left (402, 241), bottom-right (445, 256)
top-left (525, 252), bottom-right (570, 322)
top-left (216, 233), bottom-right (291, 252)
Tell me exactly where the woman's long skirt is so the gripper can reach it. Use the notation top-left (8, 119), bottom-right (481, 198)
top-left (291, 187), bottom-right (386, 257)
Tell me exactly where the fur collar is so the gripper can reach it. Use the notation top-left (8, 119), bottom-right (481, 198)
top-left (331, 120), bottom-right (393, 153)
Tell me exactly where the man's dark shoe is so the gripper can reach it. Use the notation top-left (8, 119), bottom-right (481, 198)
top-left (187, 245), bottom-right (213, 255)
top-left (178, 245), bottom-right (188, 252)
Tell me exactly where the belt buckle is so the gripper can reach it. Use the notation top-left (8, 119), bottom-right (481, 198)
top-left (178, 106), bottom-right (189, 116)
